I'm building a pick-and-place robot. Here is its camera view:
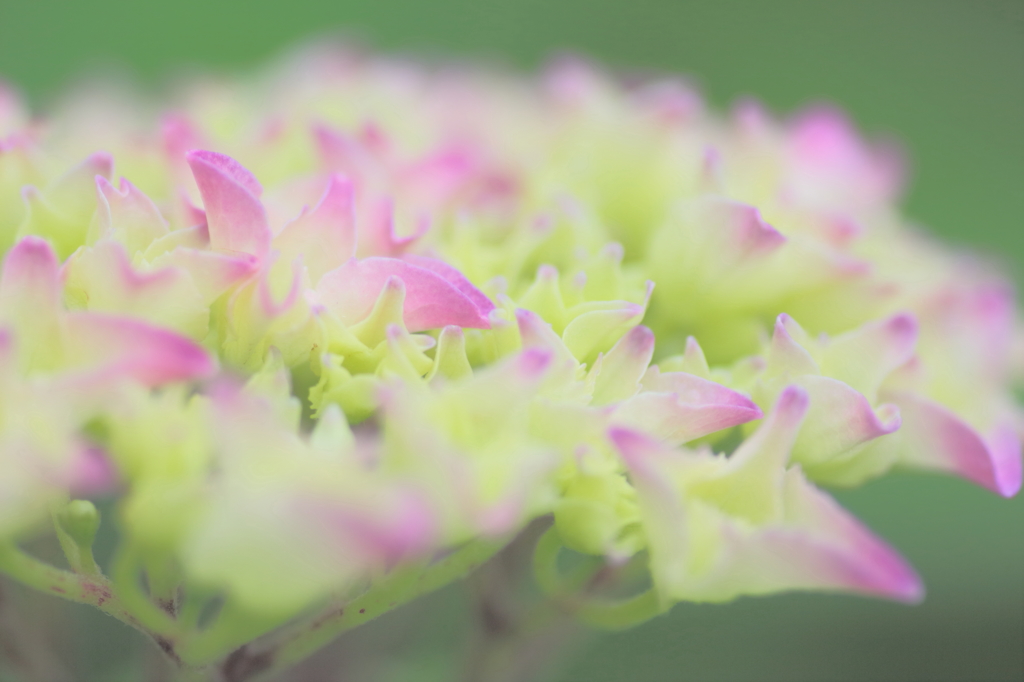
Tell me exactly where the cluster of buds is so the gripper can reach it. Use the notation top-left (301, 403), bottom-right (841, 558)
top-left (0, 47), bottom-right (1020, 678)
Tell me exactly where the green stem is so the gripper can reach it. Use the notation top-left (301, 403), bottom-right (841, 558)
top-left (109, 545), bottom-right (182, 638)
top-left (240, 537), bottom-right (510, 682)
top-left (0, 543), bottom-right (177, 646)
top-left (531, 527), bottom-right (665, 630)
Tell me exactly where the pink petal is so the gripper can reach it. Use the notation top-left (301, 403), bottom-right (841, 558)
top-left (274, 174), bottom-right (357, 284)
top-left (357, 198), bottom-right (429, 258)
top-left (61, 313), bottom-right (215, 385)
top-left (186, 150), bottom-right (271, 258)
top-left (402, 254), bottom-right (495, 317)
top-left (0, 235), bottom-right (61, 312)
top-left (774, 467), bottom-right (923, 602)
top-left (786, 105), bottom-right (905, 206)
top-left (614, 368), bottom-right (763, 444)
top-left (317, 257), bottom-right (491, 331)
top-left (791, 376), bottom-right (902, 465)
top-left (882, 391), bottom-right (1022, 497)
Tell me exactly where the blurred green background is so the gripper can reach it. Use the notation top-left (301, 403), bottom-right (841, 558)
top-left (1, 1), bottom-right (1022, 680)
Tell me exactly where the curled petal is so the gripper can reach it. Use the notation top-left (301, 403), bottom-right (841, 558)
top-left (403, 254), bottom-right (496, 318)
top-left (318, 257), bottom-right (492, 331)
top-left (615, 368), bottom-right (762, 444)
top-left (878, 391), bottom-right (1022, 498)
top-left (612, 404), bottom-right (923, 604)
top-left (789, 375), bottom-right (902, 469)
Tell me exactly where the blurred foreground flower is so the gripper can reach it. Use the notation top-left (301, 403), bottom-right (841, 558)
top-left (0, 48), bottom-right (1020, 681)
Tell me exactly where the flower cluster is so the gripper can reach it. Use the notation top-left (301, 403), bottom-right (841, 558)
top-left (0, 48), bottom-right (1020, 675)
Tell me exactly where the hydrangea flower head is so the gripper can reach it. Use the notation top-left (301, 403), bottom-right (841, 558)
top-left (0, 47), bottom-right (1019, 679)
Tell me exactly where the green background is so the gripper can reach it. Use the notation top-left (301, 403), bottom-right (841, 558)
top-left (1, 1), bottom-right (1022, 680)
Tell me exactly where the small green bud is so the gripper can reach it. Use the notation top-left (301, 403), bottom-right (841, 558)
top-left (55, 500), bottom-right (101, 575)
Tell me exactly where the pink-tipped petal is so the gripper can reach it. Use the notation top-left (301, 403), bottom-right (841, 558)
top-left (731, 384), bottom-right (810, 468)
top-left (358, 198), bottom-right (429, 258)
top-left (591, 325), bottom-right (656, 405)
top-left (775, 468), bottom-right (923, 602)
top-left (791, 376), bottom-right (902, 467)
top-left (94, 177), bottom-right (169, 253)
top-left (317, 257), bottom-right (491, 331)
top-left (62, 313), bottom-right (215, 385)
top-left (403, 254), bottom-right (495, 317)
top-left (274, 174), bottom-right (358, 284)
top-left (768, 314), bottom-right (819, 376)
top-left (616, 369), bottom-right (763, 444)
top-left (186, 150), bottom-right (271, 258)
top-left (515, 308), bottom-right (573, 362)
top-left (562, 301), bottom-right (646, 364)
top-left (823, 313), bottom-right (918, 398)
top-left (882, 391), bottom-right (1022, 497)
top-left (0, 236), bottom-right (61, 312)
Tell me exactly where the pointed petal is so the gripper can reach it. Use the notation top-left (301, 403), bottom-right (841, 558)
top-left (767, 314), bottom-right (819, 377)
top-left (427, 326), bottom-right (473, 383)
top-left (591, 325), bottom-right (656, 405)
top-left (47, 152), bottom-right (114, 222)
top-left (681, 336), bottom-right (712, 379)
top-left (562, 300), bottom-right (646, 365)
top-left (186, 150), bottom-right (271, 258)
top-left (685, 385), bottom-right (808, 524)
top-left (771, 467), bottom-right (923, 602)
top-left (515, 308), bottom-right (574, 364)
